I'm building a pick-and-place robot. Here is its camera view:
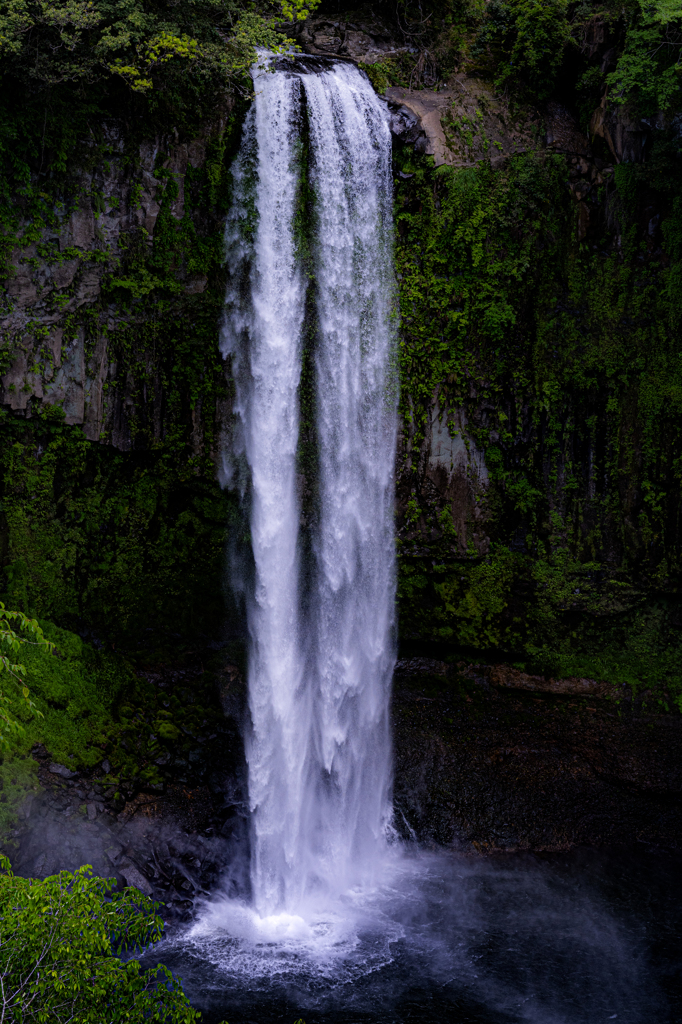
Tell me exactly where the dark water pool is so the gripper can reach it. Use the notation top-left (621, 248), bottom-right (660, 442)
top-left (144, 846), bottom-right (682, 1024)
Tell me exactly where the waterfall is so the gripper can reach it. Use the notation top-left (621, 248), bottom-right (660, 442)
top-left (221, 57), bottom-right (397, 919)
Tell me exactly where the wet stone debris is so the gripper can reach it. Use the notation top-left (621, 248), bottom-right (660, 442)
top-left (4, 661), bottom-right (250, 924)
top-left (9, 652), bottom-right (682, 923)
top-left (8, 744), bottom-right (248, 923)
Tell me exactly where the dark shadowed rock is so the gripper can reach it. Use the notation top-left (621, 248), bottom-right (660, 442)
top-left (120, 862), bottom-right (153, 896)
top-left (393, 662), bottom-right (682, 852)
top-left (50, 763), bottom-right (78, 779)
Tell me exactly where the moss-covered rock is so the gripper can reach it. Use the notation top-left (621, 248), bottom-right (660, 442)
top-left (1, 0), bottom-right (682, 718)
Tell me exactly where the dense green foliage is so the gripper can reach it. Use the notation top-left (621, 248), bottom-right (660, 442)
top-left (606, 0), bottom-right (682, 116)
top-left (0, 0), bottom-right (315, 91)
top-left (1, 413), bottom-right (238, 637)
top-left (471, 0), bottom-right (571, 100)
top-left (0, 604), bottom-right (50, 750)
top-left (0, 32), bottom-right (245, 636)
top-left (5, 619), bottom-right (132, 769)
top-left (0, 0), bottom-right (318, 280)
top-left (0, 613), bottom-right (238, 834)
top-left (0, 856), bottom-right (198, 1022)
top-left (0, 2), bottom-right (678, 1014)
top-left (394, 127), bottom-right (682, 704)
top-left (391, 0), bottom-right (682, 118)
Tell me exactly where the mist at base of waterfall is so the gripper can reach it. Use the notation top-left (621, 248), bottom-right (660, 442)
top-left (144, 845), bottom-right (681, 1024)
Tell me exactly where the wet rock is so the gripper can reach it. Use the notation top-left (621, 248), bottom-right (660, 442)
top-left (52, 260), bottom-right (79, 290)
top-left (72, 266), bottom-right (101, 307)
top-left (62, 205), bottom-right (95, 249)
top-left (5, 267), bottom-right (37, 307)
top-left (105, 842), bottom-right (123, 866)
top-left (291, 11), bottom-right (405, 64)
top-left (0, 112), bottom-right (233, 447)
top-left (120, 863), bottom-right (153, 896)
top-left (50, 763), bottom-right (78, 779)
top-left (32, 852), bottom-right (47, 876)
top-left (545, 102), bottom-right (591, 156)
top-left (217, 663), bottom-right (245, 719)
top-left (388, 105), bottom-right (425, 148)
top-left (18, 794), bottom-right (35, 821)
top-left (395, 657), bottom-right (449, 679)
top-left (184, 274), bottom-right (208, 294)
top-left (590, 94), bottom-right (647, 163)
top-left (1, 340), bottom-right (37, 410)
top-left (482, 663), bottom-right (615, 698)
top-left (43, 329), bottom-right (85, 423)
top-left (397, 399), bottom-right (490, 555)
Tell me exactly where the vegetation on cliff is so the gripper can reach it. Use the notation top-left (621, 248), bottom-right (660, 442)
top-left (0, 6), bottom-right (678, 1013)
top-left (0, 0), bottom-right (681, 707)
top-left (370, 1), bottom-right (682, 708)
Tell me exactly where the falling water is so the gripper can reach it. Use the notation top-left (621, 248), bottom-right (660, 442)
top-left (150, 57), bottom-right (673, 1024)
top-left (221, 57), bottom-right (397, 918)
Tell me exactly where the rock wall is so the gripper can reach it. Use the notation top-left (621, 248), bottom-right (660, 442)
top-left (2, 7), bottom-right (682, 698)
top-left (393, 658), bottom-right (682, 852)
top-left (1, 121), bottom-right (230, 451)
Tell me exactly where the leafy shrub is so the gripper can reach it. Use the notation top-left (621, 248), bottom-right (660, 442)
top-left (0, 0), bottom-right (314, 93)
top-left (607, 0), bottom-right (682, 116)
top-left (0, 856), bottom-right (198, 1022)
top-left (7, 619), bottom-right (133, 770)
top-left (0, 603), bottom-right (52, 747)
top-left (473, 0), bottom-right (570, 99)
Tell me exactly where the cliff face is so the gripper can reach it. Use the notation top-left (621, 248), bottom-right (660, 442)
top-left (0, 1), bottom-right (681, 867)
top-left (1, 2), bottom-right (682, 711)
top-left (1, 125), bottom-right (230, 448)
top-left (389, 102), bottom-right (682, 704)
top-left (0, 106), bottom-right (241, 635)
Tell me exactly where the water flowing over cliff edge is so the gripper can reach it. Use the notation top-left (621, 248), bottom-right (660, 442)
top-left (221, 57), bottom-right (397, 919)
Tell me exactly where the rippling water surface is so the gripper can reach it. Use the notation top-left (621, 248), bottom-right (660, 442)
top-left (144, 845), bottom-right (682, 1024)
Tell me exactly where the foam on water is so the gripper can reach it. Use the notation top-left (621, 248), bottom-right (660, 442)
top-left (149, 849), bottom-right (672, 1024)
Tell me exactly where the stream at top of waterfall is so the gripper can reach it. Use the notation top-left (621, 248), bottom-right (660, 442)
top-left (137, 55), bottom-right (682, 1024)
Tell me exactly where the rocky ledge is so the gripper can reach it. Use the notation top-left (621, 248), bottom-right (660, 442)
top-left (4, 661), bottom-right (250, 924)
top-left (6, 654), bottom-right (681, 921)
top-left (393, 658), bottom-right (682, 852)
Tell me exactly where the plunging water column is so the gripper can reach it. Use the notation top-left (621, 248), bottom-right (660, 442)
top-left (222, 57), bottom-right (397, 919)
top-left (174, 56), bottom-right (654, 1024)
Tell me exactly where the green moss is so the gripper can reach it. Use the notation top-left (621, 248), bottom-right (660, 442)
top-left (394, 127), bottom-right (682, 707)
top-left (0, 618), bottom-right (133, 835)
top-left (9, 620), bottom-right (132, 770)
top-left (0, 615), bottom-right (238, 834)
top-left (1, 0), bottom-right (681, 722)
top-left (0, 419), bottom-right (238, 638)
top-left (359, 54), bottom-right (416, 94)
top-left (0, 97), bottom-right (249, 637)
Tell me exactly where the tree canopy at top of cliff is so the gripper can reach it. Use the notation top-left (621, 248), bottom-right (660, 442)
top-left (391, 0), bottom-right (682, 117)
top-left (0, 0), bottom-right (320, 235)
top-left (0, 0), bottom-right (680, 125)
top-left (0, 0), bottom-right (318, 93)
